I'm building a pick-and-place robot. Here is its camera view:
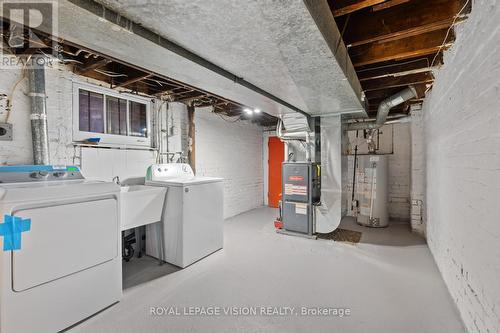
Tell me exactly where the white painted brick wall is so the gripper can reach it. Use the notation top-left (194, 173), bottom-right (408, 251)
top-left (423, 1), bottom-right (500, 332)
top-left (388, 123), bottom-right (411, 221)
top-left (0, 63), bottom-right (263, 220)
top-left (346, 123), bottom-right (411, 222)
top-left (0, 63), bottom-right (159, 180)
top-left (195, 108), bottom-right (264, 219)
top-left (410, 107), bottom-right (426, 237)
top-left (0, 64), bottom-right (75, 165)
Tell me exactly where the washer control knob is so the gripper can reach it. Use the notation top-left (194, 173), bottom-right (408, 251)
top-left (30, 171), bottom-right (48, 179)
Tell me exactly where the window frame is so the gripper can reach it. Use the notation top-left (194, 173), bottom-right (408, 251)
top-left (72, 82), bottom-right (151, 147)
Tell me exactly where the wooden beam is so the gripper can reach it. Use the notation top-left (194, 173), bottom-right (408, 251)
top-left (332, 0), bottom-right (387, 17)
top-left (357, 57), bottom-right (434, 81)
top-left (361, 72), bottom-right (434, 91)
top-left (113, 73), bottom-right (152, 89)
top-left (350, 28), bottom-right (454, 67)
top-left (75, 58), bottom-right (112, 75)
top-left (187, 104), bottom-right (196, 174)
top-left (351, 19), bottom-right (453, 47)
top-left (343, 0), bottom-right (468, 47)
top-left (372, 0), bottom-right (410, 11)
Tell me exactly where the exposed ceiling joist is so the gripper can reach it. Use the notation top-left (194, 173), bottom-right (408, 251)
top-left (372, 0), bottom-right (410, 11)
top-left (331, 0), bottom-right (388, 17)
top-left (343, 0), bottom-right (468, 47)
top-left (357, 57), bottom-right (436, 81)
top-left (361, 72), bottom-right (434, 91)
top-left (350, 28), bottom-right (454, 67)
top-left (329, 0), bottom-right (470, 116)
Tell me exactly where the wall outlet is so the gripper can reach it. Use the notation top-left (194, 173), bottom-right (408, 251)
top-left (0, 123), bottom-right (13, 141)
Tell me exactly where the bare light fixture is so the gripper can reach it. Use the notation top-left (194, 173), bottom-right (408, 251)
top-left (244, 108), bottom-right (253, 115)
top-left (254, 108), bottom-right (261, 114)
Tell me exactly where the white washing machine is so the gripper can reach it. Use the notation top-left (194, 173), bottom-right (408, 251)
top-left (0, 165), bottom-right (122, 333)
top-left (145, 164), bottom-right (223, 268)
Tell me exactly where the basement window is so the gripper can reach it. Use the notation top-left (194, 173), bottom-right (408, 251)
top-left (73, 82), bottom-right (151, 146)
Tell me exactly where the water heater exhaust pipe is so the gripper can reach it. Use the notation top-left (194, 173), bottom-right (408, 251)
top-left (347, 86), bottom-right (417, 131)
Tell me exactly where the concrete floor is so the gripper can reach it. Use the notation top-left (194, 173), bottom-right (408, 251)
top-left (70, 207), bottom-right (464, 333)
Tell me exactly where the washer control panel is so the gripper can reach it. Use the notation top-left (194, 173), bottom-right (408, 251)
top-left (0, 165), bottom-right (84, 183)
top-left (148, 163), bottom-right (194, 181)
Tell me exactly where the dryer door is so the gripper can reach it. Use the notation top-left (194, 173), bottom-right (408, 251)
top-left (11, 196), bottom-right (118, 292)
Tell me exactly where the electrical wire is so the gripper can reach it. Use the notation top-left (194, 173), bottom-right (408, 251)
top-left (4, 54), bottom-right (34, 123)
top-left (357, 57), bottom-right (430, 73)
top-left (430, 0), bottom-right (471, 69)
top-left (94, 69), bottom-right (128, 78)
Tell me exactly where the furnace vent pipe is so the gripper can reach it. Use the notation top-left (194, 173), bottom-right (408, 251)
top-left (27, 60), bottom-right (50, 165)
top-left (347, 86), bottom-right (417, 131)
top-left (276, 119), bottom-right (310, 141)
top-left (276, 119), bottom-right (312, 161)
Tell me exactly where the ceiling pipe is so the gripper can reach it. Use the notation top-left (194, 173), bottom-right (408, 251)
top-left (346, 86), bottom-right (417, 131)
top-left (27, 58), bottom-right (50, 165)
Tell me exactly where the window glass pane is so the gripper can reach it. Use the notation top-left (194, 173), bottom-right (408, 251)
top-left (129, 101), bottom-right (147, 137)
top-left (78, 89), bottom-right (90, 132)
top-left (89, 92), bottom-right (104, 133)
top-left (106, 96), bottom-right (127, 135)
top-left (79, 89), bottom-right (104, 134)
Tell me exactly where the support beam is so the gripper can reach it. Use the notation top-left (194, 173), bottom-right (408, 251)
top-left (332, 0), bottom-right (387, 17)
top-left (350, 28), bottom-right (454, 67)
top-left (187, 104), bottom-right (196, 174)
top-left (361, 72), bottom-right (434, 91)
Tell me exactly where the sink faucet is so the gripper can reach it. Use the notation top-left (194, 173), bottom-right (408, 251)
top-left (112, 176), bottom-right (121, 186)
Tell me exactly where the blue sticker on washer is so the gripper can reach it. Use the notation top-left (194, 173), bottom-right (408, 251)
top-left (0, 215), bottom-right (31, 251)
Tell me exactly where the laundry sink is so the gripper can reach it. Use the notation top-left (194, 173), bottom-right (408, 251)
top-left (120, 185), bottom-right (166, 230)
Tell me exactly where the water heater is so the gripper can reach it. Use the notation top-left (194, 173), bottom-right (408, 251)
top-left (355, 155), bottom-right (389, 228)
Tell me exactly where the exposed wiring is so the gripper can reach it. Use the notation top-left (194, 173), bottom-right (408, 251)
top-left (155, 99), bottom-right (168, 164)
top-left (5, 54), bottom-right (34, 123)
top-left (357, 57), bottom-right (429, 73)
top-left (430, 0), bottom-right (471, 69)
top-left (94, 69), bottom-right (128, 78)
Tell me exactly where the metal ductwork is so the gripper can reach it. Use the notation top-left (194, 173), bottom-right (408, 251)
top-left (347, 86), bottom-right (417, 131)
top-left (27, 60), bottom-right (50, 165)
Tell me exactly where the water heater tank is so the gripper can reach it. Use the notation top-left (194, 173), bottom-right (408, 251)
top-left (355, 155), bottom-right (389, 228)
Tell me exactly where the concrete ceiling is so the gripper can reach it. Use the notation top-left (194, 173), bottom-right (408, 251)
top-left (59, 0), bottom-right (366, 118)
